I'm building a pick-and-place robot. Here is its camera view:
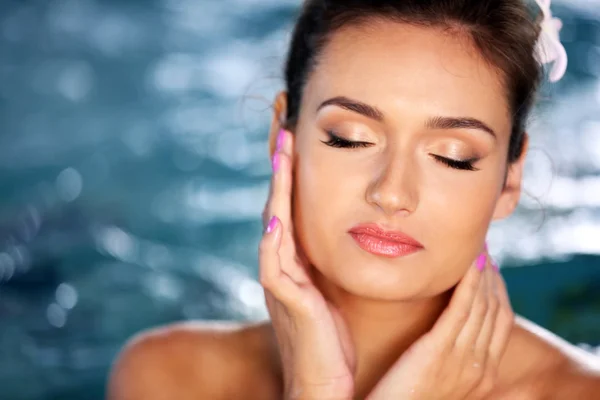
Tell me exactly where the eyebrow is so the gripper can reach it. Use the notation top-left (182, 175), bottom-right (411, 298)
top-left (317, 96), bottom-right (497, 140)
top-left (425, 116), bottom-right (497, 140)
top-left (317, 96), bottom-right (385, 122)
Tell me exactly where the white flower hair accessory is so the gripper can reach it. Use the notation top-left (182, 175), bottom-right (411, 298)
top-left (534, 0), bottom-right (568, 82)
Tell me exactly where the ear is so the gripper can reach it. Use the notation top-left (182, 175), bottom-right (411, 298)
top-left (268, 91), bottom-right (289, 159)
top-left (492, 133), bottom-right (529, 221)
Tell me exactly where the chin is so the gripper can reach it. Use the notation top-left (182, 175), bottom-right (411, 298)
top-left (316, 247), bottom-right (438, 300)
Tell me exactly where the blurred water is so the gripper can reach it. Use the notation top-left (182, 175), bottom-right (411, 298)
top-left (0, 1), bottom-right (599, 399)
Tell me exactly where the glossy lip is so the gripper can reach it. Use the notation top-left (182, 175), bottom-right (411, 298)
top-left (348, 223), bottom-right (423, 258)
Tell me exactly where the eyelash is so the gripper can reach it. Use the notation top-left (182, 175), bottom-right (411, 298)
top-left (321, 131), bottom-right (372, 149)
top-left (321, 130), bottom-right (480, 171)
top-left (430, 155), bottom-right (479, 171)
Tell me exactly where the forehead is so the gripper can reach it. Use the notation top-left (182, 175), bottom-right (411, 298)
top-left (303, 20), bottom-right (512, 135)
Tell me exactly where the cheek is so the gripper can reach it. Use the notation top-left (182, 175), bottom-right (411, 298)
top-left (294, 156), bottom-right (337, 226)
top-left (427, 176), bottom-right (497, 233)
top-left (422, 170), bottom-right (499, 276)
top-left (292, 160), bottom-right (325, 264)
top-left (292, 152), bottom-right (360, 258)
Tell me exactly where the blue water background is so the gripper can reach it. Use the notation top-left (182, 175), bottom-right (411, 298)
top-left (0, 1), bottom-right (599, 399)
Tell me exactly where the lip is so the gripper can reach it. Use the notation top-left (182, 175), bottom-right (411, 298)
top-left (348, 223), bottom-right (423, 258)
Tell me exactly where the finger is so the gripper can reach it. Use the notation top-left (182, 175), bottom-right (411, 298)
top-left (262, 181), bottom-right (273, 230)
top-left (488, 269), bottom-right (515, 364)
top-left (262, 203), bottom-right (270, 230)
top-left (266, 130), bottom-right (310, 286)
top-left (284, 130), bottom-right (295, 227)
top-left (270, 131), bottom-right (295, 250)
top-left (259, 216), bottom-right (299, 305)
top-left (429, 248), bottom-right (487, 349)
top-left (463, 258), bottom-right (502, 400)
top-left (259, 215), bottom-right (283, 284)
top-left (281, 127), bottom-right (294, 156)
top-left (472, 252), bottom-right (499, 365)
top-left (279, 130), bottom-right (296, 237)
top-left (269, 131), bottom-right (293, 228)
top-left (453, 252), bottom-right (489, 357)
top-left (263, 129), bottom-right (288, 229)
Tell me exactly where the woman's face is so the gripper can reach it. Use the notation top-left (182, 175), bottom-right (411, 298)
top-left (281, 21), bottom-right (526, 300)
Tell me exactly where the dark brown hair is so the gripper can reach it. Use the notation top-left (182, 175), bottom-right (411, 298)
top-left (284, 0), bottom-right (543, 164)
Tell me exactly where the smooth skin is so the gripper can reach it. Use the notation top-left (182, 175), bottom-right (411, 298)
top-left (108, 21), bottom-right (600, 399)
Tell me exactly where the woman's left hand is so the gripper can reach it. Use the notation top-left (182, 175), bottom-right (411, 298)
top-left (366, 245), bottom-right (515, 400)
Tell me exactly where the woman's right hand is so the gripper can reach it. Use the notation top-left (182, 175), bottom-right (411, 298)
top-left (260, 129), bottom-right (356, 400)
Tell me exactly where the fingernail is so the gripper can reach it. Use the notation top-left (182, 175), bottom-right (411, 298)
top-left (476, 252), bottom-right (487, 271)
top-left (266, 216), bottom-right (278, 233)
top-left (272, 153), bottom-right (280, 172)
top-left (276, 129), bottom-right (285, 151)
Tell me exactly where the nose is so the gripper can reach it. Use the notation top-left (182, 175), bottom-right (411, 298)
top-left (365, 153), bottom-right (418, 217)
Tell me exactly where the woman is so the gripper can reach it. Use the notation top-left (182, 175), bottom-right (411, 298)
top-left (108, 0), bottom-right (600, 398)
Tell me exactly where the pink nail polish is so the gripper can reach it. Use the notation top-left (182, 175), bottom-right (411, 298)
top-left (276, 129), bottom-right (285, 151)
top-left (272, 153), bottom-right (280, 172)
top-left (476, 252), bottom-right (487, 271)
top-left (266, 216), bottom-right (278, 233)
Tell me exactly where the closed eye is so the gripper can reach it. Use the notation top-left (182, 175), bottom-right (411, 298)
top-left (431, 155), bottom-right (480, 171)
top-left (322, 130), bottom-right (479, 171)
top-left (320, 130), bottom-right (373, 148)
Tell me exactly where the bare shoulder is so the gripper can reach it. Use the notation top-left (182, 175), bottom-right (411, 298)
top-left (107, 320), bottom-right (282, 400)
top-left (496, 314), bottom-right (600, 396)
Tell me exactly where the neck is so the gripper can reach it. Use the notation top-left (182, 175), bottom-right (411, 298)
top-left (312, 268), bottom-right (453, 399)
